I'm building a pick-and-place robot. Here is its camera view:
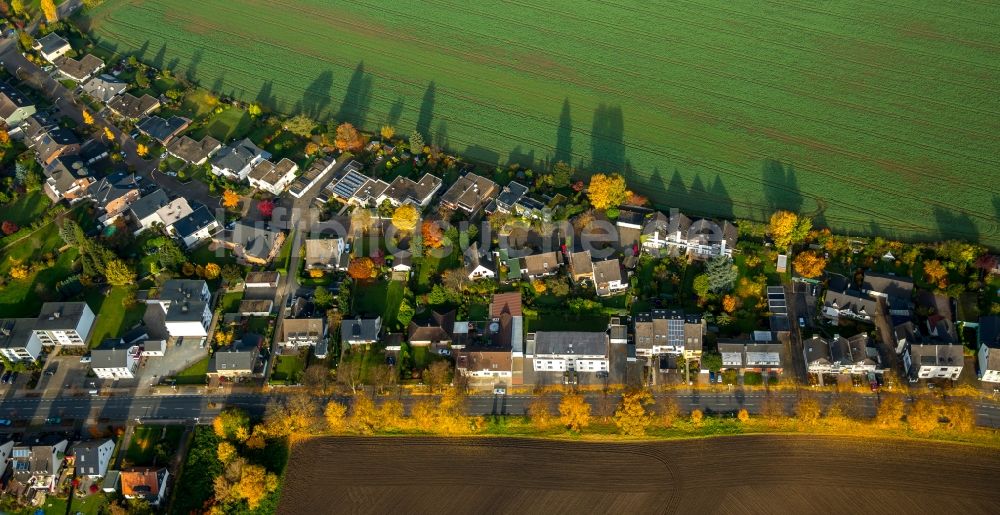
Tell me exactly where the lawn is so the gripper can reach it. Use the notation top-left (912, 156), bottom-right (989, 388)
top-left (125, 425), bottom-right (185, 466)
top-left (86, 286), bottom-right (147, 347)
top-left (189, 105), bottom-right (253, 142)
top-left (42, 492), bottom-right (107, 515)
top-left (524, 311), bottom-right (609, 332)
top-left (219, 290), bottom-right (243, 313)
top-left (352, 280), bottom-right (405, 328)
top-left (0, 191), bottom-right (51, 227)
top-left (82, 0), bottom-right (1000, 246)
top-left (415, 252), bottom-right (459, 293)
top-left (175, 356), bottom-right (210, 384)
top-left (271, 351), bottom-right (306, 384)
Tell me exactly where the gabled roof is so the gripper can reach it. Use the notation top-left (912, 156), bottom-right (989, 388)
top-left (280, 318), bottom-right (325, 341)
top-left (171, 205), bottom-right (216, 239)
top-left (74, 439), bottom-right (113, 476)
top-left (342, 317), bottom-right (381, 343)
top-left (305, 238), bottom-right (345, 268)
top-left (35, 302), bottom-right (90, 331)
top-left (863, 272), bottom-right (914, 299)
top-left (0, 318), bottom-right (38, 351)
top-left (212, 138), bottom-right (266, 172)
top-left (490, 292), bottom-right (522, 318)
top-left (0, 81), bottom-right (34, 119)
top-left (464, 242), bottom-right (495, 276)
top-left (440, 172), bottom-right (498, 212)
top-left (408, 311), bottom-right (455, 342)
top-left (54, 54), bottom-right (103, 81)
top-left (136, 115), bottom-right (190, 144)
top-left (980, 316), bottom-right (1000, 349)
top-left (80, 74), bottom-right (127, 103)
top-left (34, 33), bottom-right (70, 56)
top-left (121, 467), bottom-right (167, 498)
top-left (210, 337), bottom-right (260, 373)
top-left (129, 189), bottom-right (170, 220)
top-left (229, 222), bottom-right (283, 261)
top-left (521, 251), bottom-right (561, 276)
top-left (106, 93), bottom-right (160, 119)
top-left (248, 158), bottom-right (297, 186)
top-left (381, 173), bottom-right (442, 204)
top-left (166, 134), bottom-right (221, 164)
top-left (495, 180), bottom-right (528, 209)
top-left (531, 331), bottom-right (607, 356)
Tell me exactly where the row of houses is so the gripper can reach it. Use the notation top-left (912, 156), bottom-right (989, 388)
top-left (0, 436), bottom-right (168, 505)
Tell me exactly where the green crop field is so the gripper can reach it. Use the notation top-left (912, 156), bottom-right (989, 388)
top-left (81, 0), bottom-right (1000, 245)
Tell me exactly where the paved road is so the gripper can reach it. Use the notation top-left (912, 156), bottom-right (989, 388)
top-left (4, 391), bottom-right (1000, 429)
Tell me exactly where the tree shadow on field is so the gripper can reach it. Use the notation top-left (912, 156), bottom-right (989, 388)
top-left (435, 120), bottom-right (449, 150)
top-left (463, 145), bottom-right (501, 167)
top-left (211, 73), bottom-right (225, 98)
top-left (416, 81), bottom-right (436, 140)
top-left (335, 62), bottom-right (373, 127)
top-left (590, 103), bottom-right (625, 172)
top-left (387, 98), bottom-right (405, 126)
top-left (934, 207), bottom-right (979, 244)
top-left (135, 40), bottom-right (150, 62)
top-left (166, 57), bottom-right (180, 74)
top-left (507, 145), bottom-right (536, 170)
top-left (554, 98), bottom-right (572, 165)
top-left (302, 70), bottom-right (333, 120)
top-left (256, 81), bottom-right (276, 110)
top-left (151, 43), bottom-right (167, 70)
top-left (186, 49), bottom-right (203, 83)
top-left (761, 158), bottom-right (803, 216)
top-left (711, 174), bottom-right (734, 220)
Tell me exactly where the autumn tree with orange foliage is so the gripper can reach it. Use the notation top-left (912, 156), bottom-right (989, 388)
top-left (793, 250), bottom-right (827, 278)
top-left (768, 210), bottom-right (811, 250)
top-left (922, 259), bottom-right (948, 286)
top-left (41, 0), bottom-right (57, 22)
top-left (625, 190), bottom-right (648, 206)
top-left (347, 257), bottom-right (377, 280)
top-left (722, 295), bottom-right (737, 313)
top-left (82, 110), bottom-right (94, 125)
top-left (421, 220), bottom-right (444, 248)
top-left (334, 122), bottom-right (364, 152)
top-left (222, 190), bottom-right (240, 209)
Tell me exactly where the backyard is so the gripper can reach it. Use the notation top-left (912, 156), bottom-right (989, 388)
top-left (86, 286), bottom-right (147, 347)
top-left (124, 425), bottom-right (185, 466)
top-left (174, 356), bottom-right (209, 385)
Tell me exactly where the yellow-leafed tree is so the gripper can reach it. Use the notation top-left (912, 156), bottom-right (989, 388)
top-left (391, 204), bottom-right (419, 233)
top-left (613, 389), bottom-right (654, 436)
top-left (586, 173), bottom-right (628, 211)
top-left (793, 251), bottom-right (827, 278)
top-left (334, 122), bottom-right (364, 152)
top-left (222, 189), bottom-right (240, 209)
top-left (41, 0), bottom-right (57, 22)
top-left (558, 393), bottom-right (591, 432)
top-left (380, 125), bottom-right (395, 140)
top-left (82, 110), bottom-right (94, 125)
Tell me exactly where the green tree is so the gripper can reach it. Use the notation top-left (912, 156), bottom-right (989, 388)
top-left (284, 114), bottom-right (316, 137)
top-left (397, 298), bottom-right (415, 326)
top-left (104, 258), bottom-right (135, 286)
top-left (409, 129), bottom-right (424, 155)
top-left (314, 286), bottom-right (334, 308)
top-left (701, 352), bottom-right (722, 372)
top-left (704, 255), bottom-right (738, 293)
top-left (692, 274), bottom-right (711, 300)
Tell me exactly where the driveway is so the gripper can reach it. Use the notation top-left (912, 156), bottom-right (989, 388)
top-left (137, 339), bottom-right (209, 388)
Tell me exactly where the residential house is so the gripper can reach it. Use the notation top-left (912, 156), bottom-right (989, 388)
top-left (977, 316), bottom-right (1000, 383)
top-left (520, 251), bottom-right (561, 279)
top-left (209, 337), bottom-right (261, 379)
top-left (121, 467), bottom-right (170, 505)
top-left (440, 172), bottom-right (498, 216)
top-left (247, 158), bottom-right (299, 195)
top-left (408, 311), bottom-right (455, 348)
top-left (718, 331), bottom-right (785, 373)
top-left (341, 317), bottom-right (381, 346)
top-left (88, 171), bottom-right (142, 226)
top-left (106, 93), bottom-right (160, 120)
top-left (211, 138), bottom-right (270, 180)
top-left (0, 318), bottom-right (42, 362)
top-left (328, 164), bottom-right (389, 206)
top-left (390, 252), bottom-right (413, 275)
top-left (905, 342), bottom-right (964, 380)
top-left (804, 334), bottom-right (879, 375)
top-left (863, 272), bottom-right (914, 317)
top-left (33, 33), bottom-right (71, 62)
top-left (54, 54), bottom-right (103, 82)
top-left (215, 223), bottom-right (286, 265)
top-left (79, 74), bottom-right (127, 104)
top-left (568, 250), bottom-right (594, 283)
top-left (73, 439), bottom-right (115, 478)
top-left (90, 338), bottom-right (142, 379)
top-left (288, 157), bottom-right (337, 198)
top-left (23, 115), bottom-right (80, 165)
top-left (128, 188), bottom-right (170, 233)
top-left (491, 181), bottom-right (529, 214)
top-left (0, 81), bottom-right (36, 127)
top-left (10, 437), bottom-right (68, 492)
top-left (456, 350), bottom-right (512, 382)
top-left (527, 331), bottom-right (609, 373)
top-left (640, 211), bottom-right (737, 259)
top-left (149, 279), bottom-right (212, 338)
top-left (33, 302), bottom-right (95, 346)
top-left (489, 292), bottom-right (523, 354)
top-left (245, 271), bottom-right (280, 289)
top-left (593, 258), bottom-right (626, 297)
top-left (150, 197), bottom-right (194, 233)
top-left (464, 242), bottom-right (496, 280)
top-left (170, 205), bottom-right (219, 248)
top-left (238, 299), bottom-right (273, 317)
top-left (633, 310), bottom-right (705, 360)
top-left (822, 289), bottom-right (877, 323)
top-left (42, 155), bottom-right (95, 202)
top-left (135, 115), bottom-right (190, 145)
top-left (165, 135), bottom-right (221, 166)
top-left (279, 318), bottom-right (326, 348)
top-left (378, 173), bottom-right (443, 207)
top-left (304, 238), bottom-right (347, 271)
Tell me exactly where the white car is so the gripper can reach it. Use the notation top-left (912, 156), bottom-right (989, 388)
top-left (493, 386), bottom-right (506, 395)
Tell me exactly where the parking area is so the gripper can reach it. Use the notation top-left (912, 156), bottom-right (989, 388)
top-left (137, 338), bottom-right (209, 387)
top-left (37, 355), bottom-right (94, 396)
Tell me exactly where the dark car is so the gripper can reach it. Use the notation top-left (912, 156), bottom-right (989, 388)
top-left (1, 372), bottom-right (11, 384)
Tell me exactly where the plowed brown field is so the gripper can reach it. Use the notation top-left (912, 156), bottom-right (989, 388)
top-left (278, 435), bottom-right (1000, 514)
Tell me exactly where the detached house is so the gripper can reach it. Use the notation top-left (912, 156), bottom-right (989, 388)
top-left (863, 272), bottom-right (914, 317)
top-left (10, 437), bottom-right (68, 492)
top-left (440, 172), bottom-right (498, 216)
top-left (568, 250), bottom-right (594, 283)
top-left (408, 311), bottom-right (456, 349)
top-left (149, 279), bottom-right (212, 338)
top-left (170, 205), bottom-right (219, 248)
top-left (633, 310), bottom-right (705, 360)
top-left (33, 33), bottom-right (71, 62)
top-left (464, 242), bottom-right (496, 280)
top-left (593, 258), bottom-right (626, 297)
top-left (247, 158), bottom-right (299, 195)
top-left (305, 238), bottom-right (348, 271)
top-left (0, 81), bottom-right (36, 127)
top-left (43, 155), bottom-right (96, 202)
top-left (520, 251), bottom-right (561, 279)
top-left (211, 138), bottom-right (270, 180)
top-left (823, 289), bottom-right (877, 323)
top-left (977, 316), bottom-right (1000, 383)
top-left (54, 54), bottom-right (103, 82)
top-left (73, 439), bottom-right (115, 479)
top-left (23, 115), bottom-right (80, 165)
top-left (106, 93), bottom-right (160, 120)
top-left (215, 222), bottom-right (285, 265)
top-left (128, 188), bottom-right (171, 232)
top-left (905, 342), bottom-right (964, 380)
top-left (327, 163), bottom-right (388, 206)
top-left (135, 115), bottom-right (190, 145)
top-left (341, 317), bottom-right (382, 346)
top-left (80, 74), bottom-right (127, 104)
top-left (378, 173), bottom-right (442, 207)
top-left (121, 467), bottom-right (170, 506)
top-left (88, 171), bottom-right (142, 226)
top-left (91, 338), bottom-right (142, 379)
top-left (209, 337), bottom-right (261, 379)
top-left (288, 157), bottom-right (337, 198)
top-left (166, 135), bottom-right (221, 165)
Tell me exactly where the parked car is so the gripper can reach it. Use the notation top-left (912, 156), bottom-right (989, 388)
top-left (44, 417), bottom-right (61, 425)
top-left (493, 386), bottom-right (506, 395)
top-left (0, 419), bottom-right (11, 426)
top-left (1, 372), bottom-right (11, 384)
top-left (43, 369), bottom-right (55, 376)
top-left (80, 355), bottom-right (92, 363)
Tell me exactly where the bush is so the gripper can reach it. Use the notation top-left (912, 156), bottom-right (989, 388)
top-left (742, 371), bottom-right (763, 385)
